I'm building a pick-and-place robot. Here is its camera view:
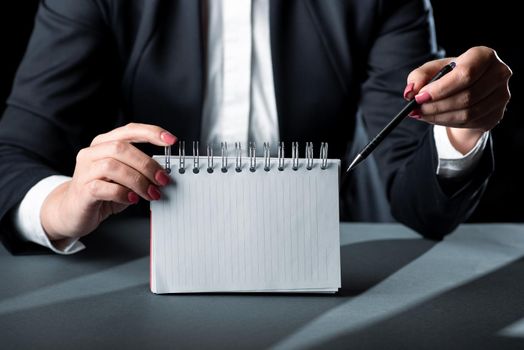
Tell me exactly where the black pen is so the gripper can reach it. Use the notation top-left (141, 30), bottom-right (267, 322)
top-left (345, 61), bottom-right (456, 173)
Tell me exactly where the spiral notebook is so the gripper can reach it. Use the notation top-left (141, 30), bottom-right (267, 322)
top-left (150, 142), bottom-right (341, 294)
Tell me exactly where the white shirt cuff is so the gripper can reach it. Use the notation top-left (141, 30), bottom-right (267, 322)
top-left (433, 125), bottom-right (489, 179)
top-left (12, 175), bottom-right (85, 255)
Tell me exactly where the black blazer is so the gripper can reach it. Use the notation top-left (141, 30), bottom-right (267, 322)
top-left (0, 0), bottom-right (492, 243)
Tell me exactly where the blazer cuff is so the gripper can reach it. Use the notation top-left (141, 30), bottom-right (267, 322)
top-left (390, 130), bottom-right (494, 239)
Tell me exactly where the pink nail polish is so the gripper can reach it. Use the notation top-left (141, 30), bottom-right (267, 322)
top-left (148, 185), bottom-right (161, 200)
top-left (409, 114), bottom-right (422, 120)
top-left (403, 83), bottom-right (415, 100)
top-left (409, 108), bottom-right (422, 116)
top-left (415, 91), bottom-right (432, 104)
top-left (160, 132), bottom-right (177, 145)
top-left (155, 170), bottom-right (170, 186)
top-left (128, 192), bottom-right (139, 204)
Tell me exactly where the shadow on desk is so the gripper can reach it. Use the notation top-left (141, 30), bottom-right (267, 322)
top-left (4, 222), bottom-right (524, 349)
top-left (0, 218), bottom-right (149, 302)
top-left (339, 238), bottom-right (436, 296)
top-left (0, 235), bottom-right (437, 349)
top-left (315, 257), bottom-right (524, 349)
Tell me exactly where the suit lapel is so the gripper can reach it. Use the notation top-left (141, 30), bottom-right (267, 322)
top-left (304, 0), bottom-right (352, 95)
top-left (269, 0), bottom-right (353, 132)
top-left (269, 0), bottom-right (356, 158)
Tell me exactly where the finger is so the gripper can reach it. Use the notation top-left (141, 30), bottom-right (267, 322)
top-left (89, 158), bottom-right (161, 201)
top-left (414, 47), bottom-right (498, 103)
top-left (405, 58), bottom-right (454, 100)
top-left (109, 203), bottom-right (130, 216)
top-left (86, 179), bottom-right (139, 205)
top-left (419, 63), bottom-right (509, 116)
top-left (77, 141), bottom-right (170, 186)
top-left (91, 123), bottom-right (177, 147)
top-left (416, 88), bottom-right (508, 130)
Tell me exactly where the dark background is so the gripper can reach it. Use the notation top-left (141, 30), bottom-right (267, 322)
top-left (1, 1), bottom-right (522, 222)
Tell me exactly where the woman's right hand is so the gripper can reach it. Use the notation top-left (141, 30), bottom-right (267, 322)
top-left (41, 123), bottom-right (177, 242)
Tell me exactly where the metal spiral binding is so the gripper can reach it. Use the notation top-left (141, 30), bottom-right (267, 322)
top-left (292, 142), bottom-right (299, 171)
top-left (320, 142), bottom-right (328, 170)
top-left (249, 142), bottom-right (256, 172)
top-left (178, 141), bottom-right (186, 174)
top-left (164, 145), bottom-right (171, 173)
top-left (164, 141), bottom-right (329, 173)
top-left (263, 142), bottom-right (271, 171)
top-left (306, 142), bottom-right (314, 170)
top-left (221, 142), bottom-right (228, 173)
top-left (207, 144), bottom-right (214, 173)
top-left (192, 141), bottom-right (199, 173)
top-left (278, 142), bottom-right (285, 171)
top-left (235, 142), bottom-right (242, 172)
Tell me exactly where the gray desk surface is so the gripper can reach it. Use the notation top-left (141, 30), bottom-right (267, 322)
top-left (1, 220), bottom-right (524, 349)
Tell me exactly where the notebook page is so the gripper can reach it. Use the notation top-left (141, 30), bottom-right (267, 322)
top-left (151, 157), bottom-right (340, 293)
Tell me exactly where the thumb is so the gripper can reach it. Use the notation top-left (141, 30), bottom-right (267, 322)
top-left (404, 58), bottom-right (455, 100)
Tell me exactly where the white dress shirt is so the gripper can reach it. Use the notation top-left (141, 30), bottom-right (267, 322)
top-left (13, 0), bottom-right (488, 254)
top-left (201, 0), bottom-right (279, 149)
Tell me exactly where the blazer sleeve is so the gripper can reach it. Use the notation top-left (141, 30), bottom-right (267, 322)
top-left (0, 0), bottom-right (119, 235)
top-left (359, 0), bottom-right (493, 239)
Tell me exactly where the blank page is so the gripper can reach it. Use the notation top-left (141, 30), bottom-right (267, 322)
top-left (151, 157), bottom-right (340, 293)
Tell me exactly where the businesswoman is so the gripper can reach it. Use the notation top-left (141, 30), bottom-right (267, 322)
top-left (0, 0), bottom-right (511, 253)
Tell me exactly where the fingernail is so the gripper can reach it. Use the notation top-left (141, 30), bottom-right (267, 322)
top-left (160, 132), bottom-right (177, 145)
top-left (148, 185), bottom-right (161, 200)
top-left (409, 108), bottom-right (422, 120)
top-left (155, 170), bottom-right (170, 186)
top-left (128, 192), bottom-right (139, 204)
top-left (415, 91), bottom-right (432, 104)
top-left (409, 108), bottom-right (422, 116)
top-left (403, 83), bottom-right (415, 100)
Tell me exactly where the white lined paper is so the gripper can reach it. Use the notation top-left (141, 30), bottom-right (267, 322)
top-left (151, 157), bottom-right (341, 293)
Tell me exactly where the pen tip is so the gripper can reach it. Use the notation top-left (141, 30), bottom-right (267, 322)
top-left (450, 61), bottom-right (456, 69)
top-left (345, 154), bottom-right (363, 173)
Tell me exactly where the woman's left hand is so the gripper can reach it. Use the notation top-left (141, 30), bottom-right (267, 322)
top-left (404, 46), bottom-right (512, 154)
